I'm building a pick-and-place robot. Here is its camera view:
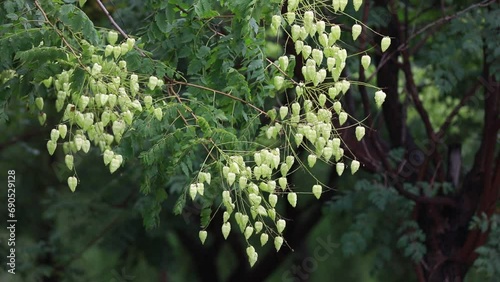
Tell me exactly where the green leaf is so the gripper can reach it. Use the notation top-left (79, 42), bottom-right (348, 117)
top-left (58, 4), bottom-right (98, 44)
top-left (194, 1), bottom-right (219, 18)
top-left (200, 206), bottom-right (212, 228)
top-left (173, 195), bottom-right (186, 215)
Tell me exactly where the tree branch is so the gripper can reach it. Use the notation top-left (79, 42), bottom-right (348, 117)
top-left (170, 79), bottom-right (268, 116)
top-left (95, 0), bottom-right (146, 56)
top-left (375, 0), bottom-right (496, 72)
top-left (390, 175), bottom-right (457, 207)
top-left (436, 81), bottom-right (480, 139)
top-left (408, 0), bottom-right (496, 47)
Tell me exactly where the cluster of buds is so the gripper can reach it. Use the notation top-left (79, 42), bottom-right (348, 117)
top-left (39, 31), bottom-right (165, 192)
top-left (196, 0), bottom-right (391, 268)
top-left (194, 150), bottom-right (304, 266)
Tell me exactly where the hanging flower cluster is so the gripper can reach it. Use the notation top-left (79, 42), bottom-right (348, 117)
top-left (193, 0), bottom-right (391, 267)
top-left (38, 31), bottom-right (164, 192)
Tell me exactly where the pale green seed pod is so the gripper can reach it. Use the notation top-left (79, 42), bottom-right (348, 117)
top-left (327, 57), bottom-right (336, 72)
top-left (340, 0), bottom-right (348, 11)
top-left (38, 112), bottom-right (47, 125)
top-left (312, 185), bottom-right (322, 199)
top-left (260, 233), bottom-right (269, 246)
top-left (223, 211), bottom-right (230, 222)
top-left (279, 56), bottom-right (289, 71)
top-left (277, 219), bottom-right (286, 233)
top-left (316, 20), bottom-right (326, 35)
top-left (144, 95), bottom-right (153, 109)
top-left (47, 140), bottom-right (57, 156)
top-left (318, 94), bottom-right (327, 107)
top-left (323, 147), bottom-right (333, 160)
top-left (312, 49), bottom-right (323, 66)
top-left (189, 184), bottom-right (197, 201)
top-left (244, 226), bottom-right (254, 239)
top-left (361, 54), bottom-right (371, 70)
top-left (352, 24), bottom-right (362, 41)
top-left (339, 112), bottom-right (348, 125)
top-left (285, 12), bottom-right (295, 25)
top-left (42, 77), bottom-right (53, 88)
top-left (333, 101), bottom-right (342, 114)
top-left (109, 155), bottom-right (123, 173)
top-left (241, 215), bottom-right (249, 230)
top-left (222, 222), bottom-right (231, 239)
top-left (103, 149), bottom-right (114, 165)
top-left (35, 97), bottom-right (44, 110)
top-left (278, 177), bottom-right (287, 190)
top-left (336, 162), bottom-right (345, 176)
top-left (295, 39), bottom-right (304, 54)
top-left (67, 176), bottom-right (77, 192)
top-left (274, 236), bottom-right (284, 251)
top-left (353, 0), bottom-right (363, 11)
top-left (113, 45), bottom-right (121, 59)
top-left (279, 106), bottom-right (288, 120)
top-left (148, 76), bottom-right (158, 90)
top-left (107, 31), bottom-right (118, 45)
top-left (308, 154), bottom-right (317, 167)
top-left (295, 133), bottom-right (304, 146)
top-left (330, 25), bottom-right (341, 44)
top-left (356, 126), bottom-right (366, 141)
top-left (197, 183), bottom-right (204, 196)
top-left (239, 176), bottom-right (248, 189)
top-left (319, 33), bottom-right (329, 48)
top-left (341, 80), bottom-right (350, 94)
top-left (254, 221), bottom-right (263, 234)
top-left (50, 129), bottom-right (60, 142)
top-left (227, 172), bottom-right (236, 186)
top-left (268, 208), bottom-right (276, 221)
top-left (105, 45), bottom-right (113, 57)
top-left (126, 38), bottom-right (135, 51)
top-left (381, 36), bottom-right (391, 52)
top-left (332, 0), bottom-right (340, 11)
top-left (271, 15), bottom-right (281, 30)
top-left (273, 75), bottom-right (284, 90)
top-left (199, 230), bottom-right (207, 245)
top-left (249, 193), bottom-right (262, 206)
top-left (302, 45), bottom-right (312, 59)
top-left (287, 192), bottom-right (297, 207)
top-left (269, 194), bottom-right (278, 207)
top-left (58, 124), bottom-right (67, 139)
top-left (295, 84), bottom-right (304, 97)
top-left (351, 160), bottom-right (360, 174)
top-left (375, 90), bottom-right (387, 107)
top-left (82, 140), bottom-right (90, 154)
top-left (154, 108), bottom-right (163, 121)
top-left (280, 163), bottom-right (289, 177)
top-left (65, 154), bottom-right (74, 170)
top-left (74, 135), bottom-right (84, 151)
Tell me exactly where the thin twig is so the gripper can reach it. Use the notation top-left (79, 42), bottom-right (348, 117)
top-left (170, 80), bottom-right (268, 116)
top-left (95, 0), bottom-right (146, 56)
top-left (436, 81), bottom-right (480, 139)
top-left (374, 0), bottom-right (496, 72)
top-left (34, 0), bottom-right (85, 67)
top-left (266, 58), bottom-right (298, 85)
top-left (95, 0), bottom-right (128, 38)
top-left (408, 0), bottom-right (495, 44)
